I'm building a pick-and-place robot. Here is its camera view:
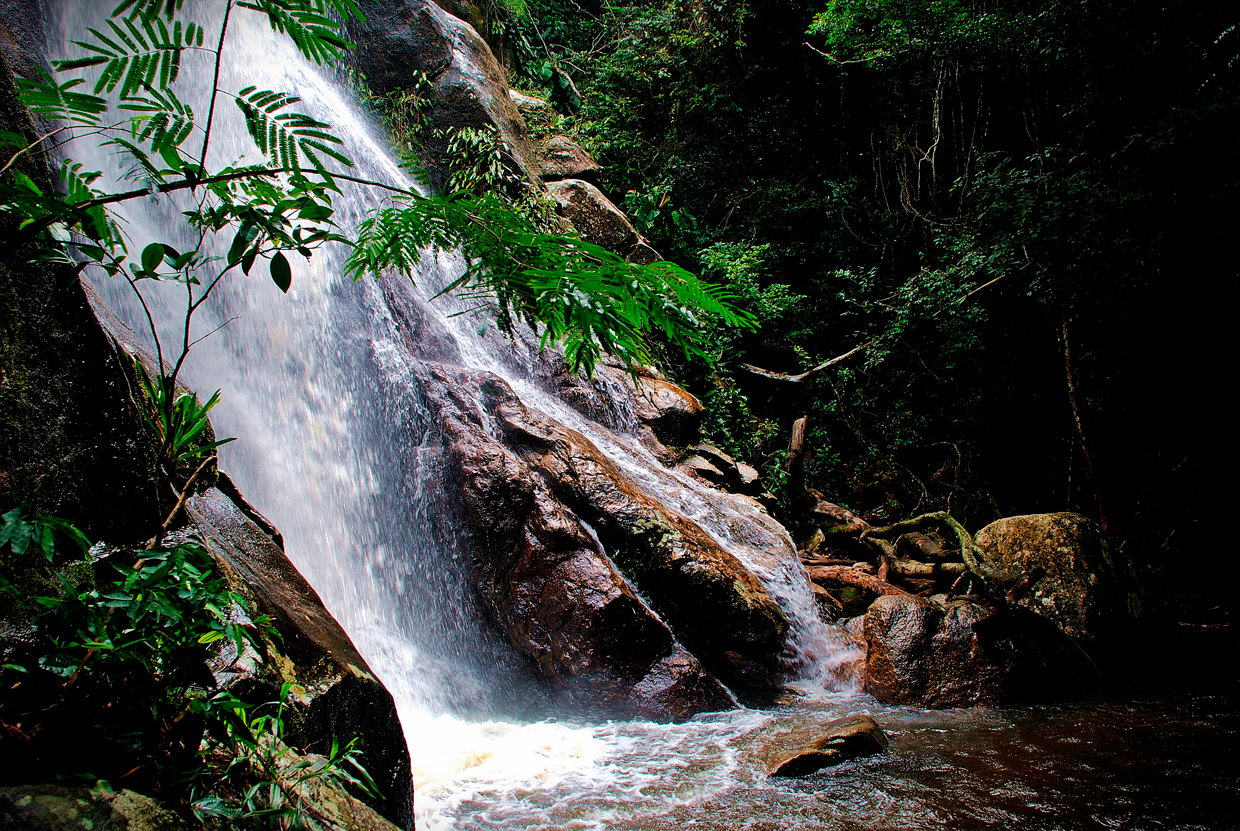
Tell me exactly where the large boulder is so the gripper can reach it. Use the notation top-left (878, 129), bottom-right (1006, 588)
top-left (420, 364), bottom-right (735, 719)
top-left (348, 1), bottom-right (539, 189)
top-left (598, 365), bottom-right (705, 449)
top-left (420, 363), bottom-right (790, 706)
top-left (975, 512), bottom-right (1139, 644)
top-left (863, 593), bottom-right (1098, 707)
top-left (184, 488), bottom-right (415, 830)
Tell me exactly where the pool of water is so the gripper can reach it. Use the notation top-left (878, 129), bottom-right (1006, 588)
top-left (412, 624), bottom-right (1238, 830)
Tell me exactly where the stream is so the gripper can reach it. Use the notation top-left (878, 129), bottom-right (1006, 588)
top-left (44, 4), bottom-right (1238, 829)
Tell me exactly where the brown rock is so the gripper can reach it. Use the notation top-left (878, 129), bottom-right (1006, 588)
top-left (811, 583), bottom-right (844, 621)
top-left (768, 714), bottom-right (888, 777)
top-left (0, 786), bottom-right (191, 831)
top-left (863, 593), bottom-right (1099, 707)
top-left (736, 462), bottom-right (762, 494)
top-left (626, 375), bottom-right (705, 448)
top-left (419, 364), bottom-right (749, 716)
top-left (538, 135), bottom-right (601, 181)
top-left (509, 88), bottom-right (550, 115)
top-left (547, 179), bottom-right (639, 255)
top-left (975, 513), bottom-right (1139, 644)
top-left (486, 374), bottom-right (790, 704)
top-left (627, 239), bottom-right (663, 265)
top-left (677, 454), bottom-right (730, 488)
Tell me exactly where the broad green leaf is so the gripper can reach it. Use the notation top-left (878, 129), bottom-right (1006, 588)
top-left (269, 251), bottom-right (291, 292)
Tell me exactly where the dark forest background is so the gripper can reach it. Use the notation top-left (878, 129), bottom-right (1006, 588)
top-left (471, 0), bottom-right (1234, 596)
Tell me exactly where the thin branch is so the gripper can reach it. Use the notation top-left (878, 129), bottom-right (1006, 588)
top-left (1, 124), bottom-right (84, 176)
top-left (1061, 311), bottom-right (1108, 531)
top-left (147, 454), bottom-right (216, 549)
top-left (739, 338), bottom-right (880, 383)
top-left (198, 0), bottom-right (234, 174)
top-left (187, 315), bottom-right (239, 349)
top-left (17, 167), bottom-right (412, 240)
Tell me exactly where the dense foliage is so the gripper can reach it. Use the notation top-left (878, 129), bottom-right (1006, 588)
top-left (496, 0), bottom-right (1235, 582)
top-left (0, 508), bottom-right (378, 827)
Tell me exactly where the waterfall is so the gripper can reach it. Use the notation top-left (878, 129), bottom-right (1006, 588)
top-left (44, 3), bottom-right (861, 825)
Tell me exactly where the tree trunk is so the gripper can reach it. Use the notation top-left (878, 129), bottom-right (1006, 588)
top-left (1061, 312), bottom-right (1108, 532)
top-left (785, 415), bottom-right (809, 507)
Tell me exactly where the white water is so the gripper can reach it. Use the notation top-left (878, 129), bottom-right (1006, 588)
top-left (45, 4), bottom-right (863, 827)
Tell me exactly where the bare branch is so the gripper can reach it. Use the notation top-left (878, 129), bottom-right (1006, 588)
top-left (739, 338), bottom-right (879, 383)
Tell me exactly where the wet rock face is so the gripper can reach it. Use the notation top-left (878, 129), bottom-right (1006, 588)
top-left (0, 52), bottom-right (163, 544)
top-left (862, 594), bottom-right (1098, 707)
top-left (421, 363), bottom-right (790, 708)
top-left (423, 364), bottom-right (733, 720)
top-left (975, 512), bottom-right (1139, 644)
top-left (185, 489), bottom-right (415, 830)
top-left (348, 0), bottom-right (538, 188)
top-left (613, 370), bottom-right (705, 449)
top-left (768, 714), bottom-right (889, 777)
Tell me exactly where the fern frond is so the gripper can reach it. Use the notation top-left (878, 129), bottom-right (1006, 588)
top-left (15, 69), bottom-right (107, 126)
top-left (237, 0), bottom-right (357, 66)
top-left (113, 0), bottom-right (186, 24)
top-left (234, 87), bottom-right (353, 171)
top-left (119, 84), bottom-right (196, 169)
top-left (56, 17), bottom-right (203, 97)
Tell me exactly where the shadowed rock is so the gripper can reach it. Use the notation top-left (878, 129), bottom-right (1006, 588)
top-left (420, 364), bottom-right (736, 719)
top-left (863, 593), bottom-right (1099, 707)
top-left (975, 512), bottom-right (1140, 644)
top-left (185, 489), bottom-right (414, 830)
top-left (547, 179), bottom-right (639, 255)
top-left (348, 0), bottom-right (539, 189)
top-left (538, 135), bottom-right (601, 182)
top-left (0, 786), bottom-right (192, 831)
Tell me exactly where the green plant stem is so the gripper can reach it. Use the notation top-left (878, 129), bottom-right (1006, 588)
top-left (198, 0), bottom-right (234, 174)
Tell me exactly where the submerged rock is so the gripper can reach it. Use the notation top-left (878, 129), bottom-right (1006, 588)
top-left (975, 512), bottom-right (1139, 644)
top-left (862, 593), bottom-right (1098, 707)
top-left (768, 714), bottom-right (888, 777)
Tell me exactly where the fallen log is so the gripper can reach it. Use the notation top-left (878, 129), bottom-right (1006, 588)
top-left (888, 560), bottom-right (969, 577)
top-left (785, 416), bottom-right (809, 506)
top-left (800, 558), bottom-right (868, 568)
top-left (806, 566), bottom-right (910, 597)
